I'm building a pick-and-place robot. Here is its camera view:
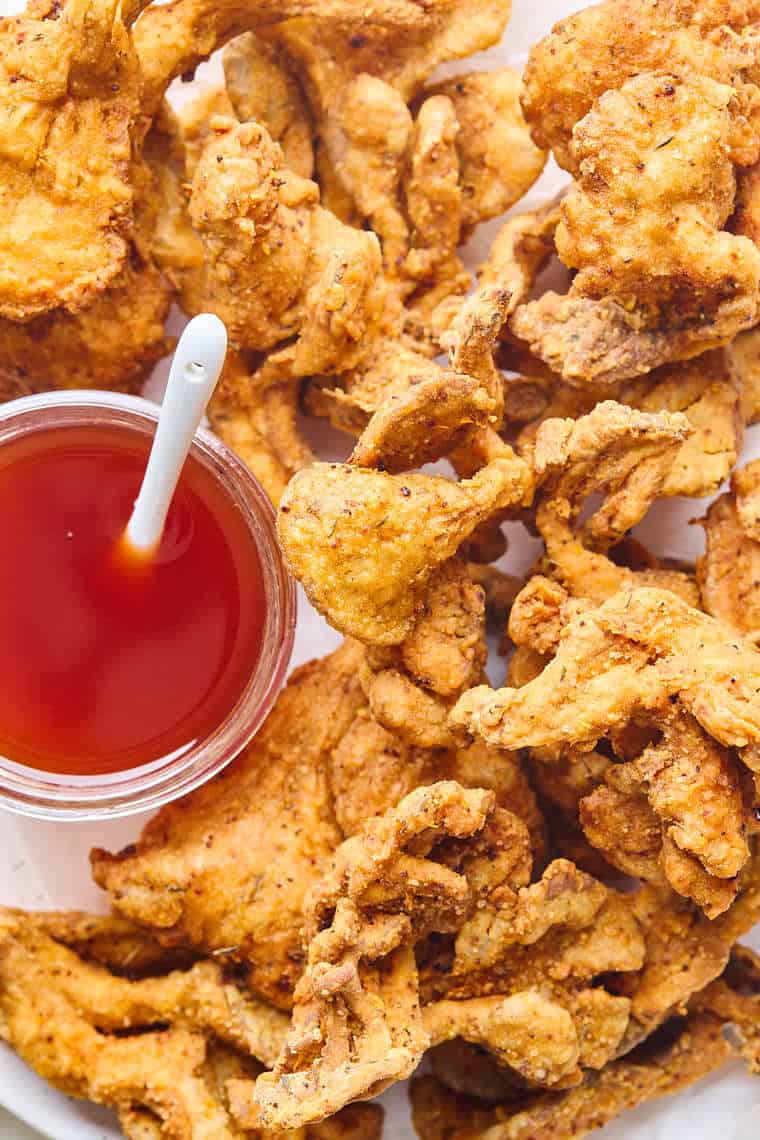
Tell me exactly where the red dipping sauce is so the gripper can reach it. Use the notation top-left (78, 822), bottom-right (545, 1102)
top-left (0, 421), bottom-right (266, 776)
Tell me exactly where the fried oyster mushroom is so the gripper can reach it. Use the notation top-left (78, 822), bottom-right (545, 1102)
top-left (518, 400), bottom-right (699, 608)
top-left (698, 457), bottom-right (760, 641)
top-left (0, 0), bottom-right (145, 321)
top-left (513, 73), bottom-right (760, 382)
top-left (92, 643), bottom-right (365, 1009)
top-left (277, 455), bottom-right (533, 646)
top-left (521, 0), bottom-right (760, 172)
top-left (359, 557), bottom-right (488, 749)
top-left (410, 1011), bottom-right (733, 1140)
top-left (454, 587), bottom-right (758, 912)
top-left (175, 118), bottom-right (386, 375)
top-left (233, 782), bottom-right (496, 1129)
top-left (0, 908), bottom-right (293, 1138)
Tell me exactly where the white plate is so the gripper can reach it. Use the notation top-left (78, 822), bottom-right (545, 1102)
top-left (1, 1), bottom-right (760, 1137)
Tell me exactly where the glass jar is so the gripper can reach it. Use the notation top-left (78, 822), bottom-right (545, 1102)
top-left (0, 390), bottom-right (296, 820)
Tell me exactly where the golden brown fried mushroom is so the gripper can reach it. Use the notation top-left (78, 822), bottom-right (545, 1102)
top-left (92, 644), bottom-right (365, 1009)
top-left (0, 910), bottom-right (290, 1140)
top-left (223, 32), bottom-right (314, 178)
top-left (359, 558), bottom-right (488, 748)
top-left (422, 69), bottom-right (547, 235)
top-left (177, 120), bottom-right (386, 371)
top-left (0, 0), bottom-right (146, 321)
top-left (410, 1012), bottom-right (731, 1140)
top-left (277, 457), bottom-right (532, 646)
top-left (454, 587), bottom-right (760, 753)
top-left (238, 783), bottom-right (495, 1129)
top-left (698, 458), bottom-right (760, 640)
top-left (521, 0), bottom-right (760, 171)
top-left (348, 371), bottom-right (496, 474)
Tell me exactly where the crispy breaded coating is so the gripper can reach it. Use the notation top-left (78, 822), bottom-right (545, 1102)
top-left (360, 558), bottom-right (487, 748)
top-left (618, 349), bottom-right (743, 497)
top-left (439, 200), bottom-right (561, 411)
top-left (327, 707), bottom-right (544, 856)
top-left (698, 458), bottom-right (760, 639)
top-left (277, 457), bottom-right (533, 645)
top-left (177, 120), bottom-right (386, 370)
top-left (422, 69), bottom-right (547, 236)
top-left (264, 0), bottom-right (512, 240)
top-left (558, 74), bottom-right (760, 324)
top-left (521, 0), bottom-right (760, 170)
top-left (695, 945), bottom-right (760, 1070)
top-left (0, 908), bottom-right (289, 1064)
top-left (0, 0), bottom-right (145, 321)
top-left (531, 400), bottom-right (692, 547)
top-left (92, 644), bottom-right (365, 1009)
top-left (400, 93), bottom-right (467, 310)
top-left (419, 831), bottom-right (644, 1080)
top-left (304, 338), bottom-right (448, 439)
top-left (235, 783), bottom-right (495, 1129)
top-left (730, 325), bottom-right (760, 425)
top-left (0, 246), bottom-right (171, 394)
top-left (422, 993), bottom-right (580, 1088)
top-left (410, 1012), bottom-right (731, 1140)
top-left (207, 351), bottom-right (313, 506)
top-left (510, 292), bottom-right (740, 386)
top-left (23, 910), bottom-right (200, 976)
top-left (454, 587), bottom-right (760, 754)
top-left (348, 372), bottom-right (496, 474)
top-left (223, 32), bottom-right (314, 178)
top-left (579, 710), bottom-right (748, 917)
top-left (0, 909), bottom-right (291, 1139)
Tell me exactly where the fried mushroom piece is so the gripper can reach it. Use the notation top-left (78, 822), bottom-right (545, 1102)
top-left (409, 1012), bottom-right (731, 1140)
top-left (579, 710), bottom-right (748, 917)
top-left (206, 351), bottom-right (314, 506)
top-left (328, 707), bottom-right (545, 860)
top-left (263, 0), bottom-right (513, 250)
top-left (0, 908), bottom-right (289, 1065)
top-left (277, 456), bottom-right (533, 645)
top-left (231, 783), bottom-right (496, 1129)
top-left (0, 0), bottom-right (146, 321)
top-left (453, 588), bottom-right (760, 909)
top-left (0, 245), bottom-right (172, 395)
top-left (520, 401), bottom-right (699, 608)
top-left (625, 857), bottom-right (760, 1043)
top-left (513, 74), bottom-right (760, 382)
top-left (360, 558), bottom-right (488, 749)
top-left (698, 458), bottom-right (760, 640)
top-left (177, 119), bottom-right (386, 374)
top-left (454, 586), bottom-right (760, 754)
top-left (222, 32), bottom-right (314, 178)
top-left (438, 200), bottom-right (561, 412)
top-left (521, 0), bottom-right (760, 171)
top-left (695, 945), bottom-right (760, 1071)
top-left (0, 910), bottom-right (292, 1139)
top-left (530, 400), bottom-right (692, 548)
top-left (348, 371), bottom-right (496, 474)
top-left (421, 69), bottom-right (547, 236)
top-left (92, 643), bottom-right (365, 1009)
top-left (616, 348), bottom-right (743, 498)
top-left (419, 820), bottom-right (644, 1080)
top-left (558, 74), bottom-right (760, 324)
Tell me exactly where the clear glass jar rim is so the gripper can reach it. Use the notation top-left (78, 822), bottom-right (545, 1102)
top-left (0, 389), bottom-right (296, 820)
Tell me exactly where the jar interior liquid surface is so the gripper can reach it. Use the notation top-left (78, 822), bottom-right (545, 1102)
top-left (0, 422), bottom-right (265, 775)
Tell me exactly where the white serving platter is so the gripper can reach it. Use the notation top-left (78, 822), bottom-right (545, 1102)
top-left (1, 1), bottom-right (760, 1137)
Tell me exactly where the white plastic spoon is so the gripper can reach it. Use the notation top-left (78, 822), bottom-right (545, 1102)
top-left (123, 313), bottom-right (228, 557)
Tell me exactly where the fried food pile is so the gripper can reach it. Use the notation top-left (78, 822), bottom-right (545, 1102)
top-left (5, 0), bottom-right (760, 1138)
